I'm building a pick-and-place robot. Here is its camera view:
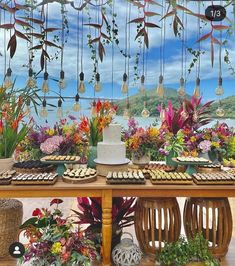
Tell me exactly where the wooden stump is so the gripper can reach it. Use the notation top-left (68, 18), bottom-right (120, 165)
top-left (134, 197), bottom-right (181, 255)
top-left (183, 197), bottom-right (233, 258)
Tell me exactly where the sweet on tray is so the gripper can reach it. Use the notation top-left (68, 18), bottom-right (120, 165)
top-left (0, 170), bottom-right (16, 185)
top-left (62, 168), bottom-right (97, 184)
top-left (106, 170), bottom-right (145, 184)
top-left (176, 156), bottom-right (210, 163)
top-left (11, 173), bottom-right (58, 185)
top-left (13, 160), bottom-right (54, 173)
top-left (192, 172), bottom-right (235, 185)
top-left (145, 163), bottom-right (175, 172)
top-left (43, 155), bottom-right (77, 161)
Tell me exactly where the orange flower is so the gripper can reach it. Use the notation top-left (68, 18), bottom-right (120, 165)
top-left (73, 133), bottom-right (81, 144)
top-left (11, 119), bottom-right (19, 131)
top-left (79, 117), bottom-right (89, 134)
top-left (96, 99), bottom-right (102, 113)
top-left (0, 120), bottom-right (3, 134)
top-left (103, 101), bottom-right (111, 110)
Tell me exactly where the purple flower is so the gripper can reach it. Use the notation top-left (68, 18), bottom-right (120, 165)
top-left (199, 140), bottom-right (212, 153)
top-left (159, 148), bottom-right (169, 156)
top-left (68, 115), bottom-right (76, 121)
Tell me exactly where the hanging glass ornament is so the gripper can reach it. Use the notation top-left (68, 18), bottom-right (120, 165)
top-left (40, 99), bottom-right (48, 118)
top-left (178, 77), bottom-right (186, 97)
top-left (123, 101), bottom-right (130, 119)
top-left (42, 72), bottom-right (49, 93)
top-left (58, 70), bottom-right (66, 89)
top-left (3, 67), bottom-right (13, 89)
top-left (27, 68), bottom-right (37, 89)
top-left (56, 98), bottom-right (63, 118)
top-left (141, 101), bottom-right (150, 118)
top-left (94, 73), bottom-right (102, 92)
top-left (121, 73), bottom-right (128, 94)
top-left (78, 72), bottom-right (86, 93)
top-left (25, 98), bottom-right (31, 117)
top-left (91, 100), bottom-right (97, 117)
top-left (156, 75), bottom-right (164, 97)
top-left (215, 77), bottom-right (224, 96)
top-left (139, 75), bottom-right (145, 93)
top-left (73, 94), bottom-right (80, 112)
top-left (160, 103), bottom-right (166, 122)
top-left (181, 101), bottom-right (189, 120)
top-left (216, 101), bottom-right (225, 117)
top-left (193, 77), bottom-right (201, 98)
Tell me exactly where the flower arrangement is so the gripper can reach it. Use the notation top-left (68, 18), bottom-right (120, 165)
top-left (16, 116), bottom-right (88, 161)
top-left (123, 118), bottom-right (164, 159)
top-left (79, 100), bottom-right (117, 146)
top-left (20, 199), bottom-right (99, 266)
top-left (0, 85), bottom-right (37, 159)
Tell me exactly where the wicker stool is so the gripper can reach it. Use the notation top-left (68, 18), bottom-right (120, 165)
top-left (0, 199), bottom-right (23, 258)
top-left (183, 197), bottom-right (232, 258)
top-left (134, 197), bottom-right (181, 255)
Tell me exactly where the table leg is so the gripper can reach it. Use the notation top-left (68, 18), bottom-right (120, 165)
top-left (102, 190), bottom-right (112, 266)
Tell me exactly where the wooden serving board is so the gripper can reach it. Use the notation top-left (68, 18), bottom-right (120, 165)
top-left (11, 179), bottom-right (57, 185)
top-left (11, 173), bottom-right (58, 185)
top-left (106, 179), bottom-right (146, 185)
top-left (150, 178), bottom-right (193, 185)
top-left (62, 174), bottom-right (97, 184)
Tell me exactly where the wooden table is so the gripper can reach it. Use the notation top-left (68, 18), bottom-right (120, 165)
top-left (0, 176), bottom-right (235, 266)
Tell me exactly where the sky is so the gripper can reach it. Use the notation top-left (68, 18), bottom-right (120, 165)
top-left (0, 0), bottom-right (235, 109)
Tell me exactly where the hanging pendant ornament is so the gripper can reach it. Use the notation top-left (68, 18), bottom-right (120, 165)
top-left (94, 73), bottom-right (102, 92)
top-left (25, 98), bottom-right (31, 117)
top-left (57, 98), bottom-right (63, 118)
top-left (27, 68), bottom-right (37, 89)
top-left (139, 75), bottom-right (145, 93)
top-left (193, 77), bottom-right (201, 99)
top-left (156, 75), bottom-right (164, 97)
top-left (141, 101), bottom-right (150, 118)
top-left (58, 70), bottom-right (66, 90)
top-left (4, 67), bottom-right (13, 89)
top-left (181, 101), bottom-right (189, 120)
top-left (78, 72), bottom-right (86, 93)
top-left (216, 101), bottom-right (225, 117)
top-left (178, 77), bottom-right (186, 97)
top-left (123, 101), bottom-right (130, 119)
top-left (42, 72), bottom-right (49, 93)
top-left (121, 73), bottom-right (128, 94)
top-left (160, 103), bottom-right (166, 122)
top-left (40, 99), bottom-right (48, 118)
top-left (91, 100), bottom-right (97, 117)
top-left (215, 77), bottom-right (224, 96)
top-left (73, 93), bottom-right (80, 112)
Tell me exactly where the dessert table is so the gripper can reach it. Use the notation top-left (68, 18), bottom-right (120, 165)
top-left (0, 176), bottom-right (235, 266)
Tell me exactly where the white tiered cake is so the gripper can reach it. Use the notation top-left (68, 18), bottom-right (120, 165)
top-left (96, 124), bottom-right (128, 165)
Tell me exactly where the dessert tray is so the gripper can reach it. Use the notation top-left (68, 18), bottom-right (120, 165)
top-left (173, 157), bottom-right (212, 175)
top-left (0, 170), bottom-right (16, 185)
top-left (197, 163), bottom-right (221, 173)
top-left (13, 160), bottom-right (54, 173)
top-left (192, 172), bottom-right (235, 185)
top-left (41, 156), bottom-right (80, 176)
top-left (62, 168), bottom-right (97, 184)
top-left (149, 170), bottom-right (193, 185)
top-left (144, 163), bottom-right (175, 174)
top-left (106, 170), bottom-right (146, 184)
top-left (11, 173), bottom-right (58, 185)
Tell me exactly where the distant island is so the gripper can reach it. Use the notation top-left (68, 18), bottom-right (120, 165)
top-left (115, 88), bottom-right (235, 119)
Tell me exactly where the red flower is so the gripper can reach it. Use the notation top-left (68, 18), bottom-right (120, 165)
top-left (0, 120), bottom-right (3, 134)
top-left (32, 208), bottom-right (42, 217)
top-left (96, 99), bottom-right (102, 113)
top-left (79, 117), bottom-right (89, 134)
top-left (50, 198), bottom-right (63, 206)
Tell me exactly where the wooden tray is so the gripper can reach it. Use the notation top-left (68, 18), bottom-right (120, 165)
top-left (62, 174), bottom-right (97, 184)
top-left (11, 173), bottom-right (58, 185)
top-left (192, 172), bottom-right (235, 185)
top-left (106, 179), bottom-right (146, 185)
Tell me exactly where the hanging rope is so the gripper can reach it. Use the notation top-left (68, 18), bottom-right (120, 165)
top-left (111, 0), bottom-right (115, 102)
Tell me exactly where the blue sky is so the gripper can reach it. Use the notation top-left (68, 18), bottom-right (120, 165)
top-left (0, 0), bottom-right (234, 108)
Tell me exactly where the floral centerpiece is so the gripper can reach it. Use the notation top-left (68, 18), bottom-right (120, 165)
top-left (15, 116), bottom-right (88, 162)
top-left (20, 199), bottom-right (99, 266)
top-left (123, 118), bottom-right (164, 164)
top-left (0, 84), bottom-right (38, 168)
top-left (73, 197), bottom-right (136, 250)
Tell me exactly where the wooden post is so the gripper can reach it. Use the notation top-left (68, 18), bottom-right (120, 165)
top-left (102, 189), bottom-right (112, 266)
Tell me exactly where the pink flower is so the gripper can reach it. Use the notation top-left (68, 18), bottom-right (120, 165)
top-left (199, 140), bottom-right (212, 153)
top-left (40, 136), bottom-right (64, 154)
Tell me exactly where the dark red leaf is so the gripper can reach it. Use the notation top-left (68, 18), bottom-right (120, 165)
top-left (144, 11), bottom-right (160, 17)
top-left (145, 0), bottom-right (162, 6)
top-left (101, 32), bottom-right (110, 40)
top-left (21, 17), bottom-right (44, 25)
top-left (135, 28), bottom-right (145, 40)
top-left (212, 25), bottom-right (230, 30)
top-left (15, 30), bottom-right (30, 42)
top-left (30, 44), bottom-right (43, 50)
top-left (15, 3), bottom-right (29, 10)
top-left (44, 40), bottom-right (61, 48)
top-left (173, 16), bottom-right (178, 36)
top-left (0, 23), bottom-right (14, 30)
top-left (102, 12), bottom-right (108, 26)
top-left (129, 17), bottom-right (145, 24)
top-left (27, 32), bottom-right (44, 39)
top-left (143, 29), bottom-right (149, 48)
top-left (211, 36), bottom-right (221, 45)
top-left (7, 34), bottom-right (17, 58)
top-left (190, 13), bottom-right (209, 21)
top-left (175, 15), bottom-right (183, 29)
top-left (98, 41), bottom-right (105, 62)
top-left (15, 19), bottom-right (33, 28)
top-left (50, 198), bottom-right (63, 206)
top-left (83, 23), bottom-right (101, 29)
top-left (40, 51), bottom-right (44, 70)
top-left (42, 49), bottom-right (50, 59)
top-left (196, 32), bottom-right (212, 43)
top-left (131, 1), bottom-right (144, 8)
top-left (176, 4), bottom-right (192, 13)
top-left (89, 37), bottom-right (100, 44)
top-left (161, 10), bottom-right (176, 20)
top-left (145, 22), bottom-right (160, 28)
top-left (43, 27), bottom-right (61, 33)
top-left (0, 3), bottom-right (15, 13)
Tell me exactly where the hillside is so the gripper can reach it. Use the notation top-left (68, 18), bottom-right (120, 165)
top-left (115, 88), bottom-right (235, 118)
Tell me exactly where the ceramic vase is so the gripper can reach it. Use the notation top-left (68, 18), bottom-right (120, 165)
top-left (0, 157), bottom-right (14, 170)
top-left (165, 150), bottom-right (178, 167)
top-left (132, 153), bottom-right (150, 165)
top-left (87, 146), bottom-right (97, 169)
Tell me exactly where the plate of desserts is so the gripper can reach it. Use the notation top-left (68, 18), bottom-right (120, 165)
top-left (41, 155), bottom-right (79, 163)
top-left (106, 170), bottom-right (146, 184)
top-left (13, 160), bottom-right (54, 173)
top-left (197, 163), bottom-right (221, 173)
top-left (175, 156), bottom-right (211, 164)
top-left (11, 173), bottom-right (58, 185)
top-left (0, 170), bottom-right (16, 185)
top-left (192, 172), bottom-right (235, 185)
top-left (62, 168), bottom-right (97, 184)
top-left (149, 170), bottom-right (193, 185)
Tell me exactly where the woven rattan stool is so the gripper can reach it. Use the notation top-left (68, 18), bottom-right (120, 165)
top-left (134, 197), bottom-right (181, 255)
top-left (0, 199), bottom-right (23, 258)
top-left (184, 197), bottom-right (232, 258)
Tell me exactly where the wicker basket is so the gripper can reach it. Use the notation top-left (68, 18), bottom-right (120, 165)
top-left (0, 199), bottom-right (23, 258)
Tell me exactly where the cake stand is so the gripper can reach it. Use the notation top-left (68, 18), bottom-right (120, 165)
top-left (94, 159), bottom-right (130, 176)
top-left (172, 158), bottom-right (212, 175)
top-left (41, 156), bottom-right (80, 176)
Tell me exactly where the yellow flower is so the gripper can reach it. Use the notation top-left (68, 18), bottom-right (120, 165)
top-left (51, 242), bottom-right (62, 254)
top-left (190, 136), bottom-right (197, 142)
top-left (211, 141), bottom-right (220, 148)
top-left (191, 150), bottom-right (198, 157)
top-left (148, 127), bottom-right (159, 138)
top-left (46, 128), bottom-right (55, 136)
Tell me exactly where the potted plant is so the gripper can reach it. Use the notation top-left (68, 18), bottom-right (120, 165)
top-left (0, 84), bottom-right (38, 169)
top-left (73, 197), bottom-right (136, 251)
top-left (79, 100), bottom-right (117, 168)
top-left (123, 118), bottom-right (163, 165)
top-left (156, 233), bottom-right (220, 266)
top-left (20, 199), bottom-right (100, 266)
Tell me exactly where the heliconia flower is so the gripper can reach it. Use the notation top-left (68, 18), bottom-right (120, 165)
top-left (32, 208), bottom-right (43, 217)
top-left (0, 120), bottom-right (3, 134)
top-left (50, 198), bottom-right (63, 206)
top-left (10, 119), bottom-right (19, 131)
top-left (96, 99), bottom-right (102, 113)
